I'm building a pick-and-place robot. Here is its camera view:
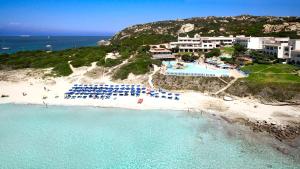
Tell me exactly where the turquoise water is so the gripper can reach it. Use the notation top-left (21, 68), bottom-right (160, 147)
top-left (163, 61), bottom-right (229, 76)
top-left (0, 104), bottom-right (299, 169)
top-left (0, 36), bottom-right (110, 54)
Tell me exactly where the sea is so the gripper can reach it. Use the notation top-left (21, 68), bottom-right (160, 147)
top-left (0, 36), bottom-right (111, 54)
top-left (0, 104), bottom-right (299, 169)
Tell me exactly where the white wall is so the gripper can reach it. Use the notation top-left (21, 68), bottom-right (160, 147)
top-left (293, 40), bottom-right (300, 50)
top-left (247, 37), bottom-right (264, 50)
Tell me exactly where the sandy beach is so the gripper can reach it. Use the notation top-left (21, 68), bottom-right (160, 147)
top-left (0, 63), bottom-right (300, 130)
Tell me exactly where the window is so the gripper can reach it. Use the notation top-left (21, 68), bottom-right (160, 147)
top-left (285, 47), bottom-right (289, 52)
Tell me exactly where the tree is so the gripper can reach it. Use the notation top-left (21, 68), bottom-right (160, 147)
top-left (159, 44), bottom-right (166, 48)
top-left (249, 50), bottom-right (277, 64)
top-left (205, 48), bottom-right (221, 58)
top-left (172, 45), bottom-right (179, 53)
top-left (181, 54), bottom-right (198, 62)
top-left (137, 45), bottom-right (150, 53)
top-left (233, 44), bottom-right (246, 57)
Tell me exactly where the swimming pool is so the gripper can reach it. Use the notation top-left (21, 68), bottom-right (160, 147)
top-left (163, 61), bottom-right (230, 77)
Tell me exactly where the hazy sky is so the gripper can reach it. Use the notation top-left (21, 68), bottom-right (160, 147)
top-left (0, 0), bottom-right (299, 36)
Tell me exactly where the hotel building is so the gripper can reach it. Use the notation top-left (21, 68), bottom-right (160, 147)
top-left (169, 34), bottom-right (235, 53)
top-left (167, 34), bottom-right (300, 63)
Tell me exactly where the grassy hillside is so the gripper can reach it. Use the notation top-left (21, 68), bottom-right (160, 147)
top-left (0, 46), bottom-right (113, 76)
top-left (226, 64), bottom-right (300, 102)
top-left (112, 15), bottom-right (300, 43)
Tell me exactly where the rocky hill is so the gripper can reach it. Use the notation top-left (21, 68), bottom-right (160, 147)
top-left (112, 15), bottom-right (300, 43)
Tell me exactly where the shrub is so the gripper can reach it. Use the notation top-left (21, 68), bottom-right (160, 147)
top-left (52, 62), bottom-right (73, 76)
top-left (181, 54), bottom-right (198, 62)
top-left (205, 48), bottom-right (221, 58)
top-left (113, 52), bottom-right (154, 79)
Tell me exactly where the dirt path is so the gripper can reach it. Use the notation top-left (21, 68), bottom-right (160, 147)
top-left (214, 78), bottom-right (238, 95)
top-left (218, 77), bottom-right (229, 84)
top-left (148, 65), bottom-right (159, 88)
top-left (254, 66), bottom-right (273, 73)
top-left (104, 55), bottom-right (135, 76)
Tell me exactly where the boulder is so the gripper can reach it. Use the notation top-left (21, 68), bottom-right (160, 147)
top-left (178, 24), bottom-right (195, 33)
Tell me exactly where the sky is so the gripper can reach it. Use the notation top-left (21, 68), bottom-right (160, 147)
top-left (0, 0), bottom-right (299, 36)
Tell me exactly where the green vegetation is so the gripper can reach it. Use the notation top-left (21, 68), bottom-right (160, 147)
top-left (0, 45), bottom-right (138, 76)
top-left (227, 64), bottom-right (300, 101)
top-left (113, 52), bottom-right (161, 80)
top-left (181, 54), bottom-right (198, 62)
top-left (249, 51), bottom-right (277, 64)
top-left (221, 47), bottom-right (234, 55)
top-left (205, 48), bottom-right (221, 58)
top-left (115, 15), bottom-right (300, 41)
top-left (52, 62), bottom-right (73, 76)
top-left (233, 44), bottom-right (247, 57)
top-left (112, 33), bottom-right (176, 51)
top-left (241, 64), bottom-right (300, 84)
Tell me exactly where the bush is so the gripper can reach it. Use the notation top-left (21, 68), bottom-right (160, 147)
top-left (103, 58), bottom-right (122, 67)
top-left (233, 44), bottom-right (247, 57)
top-left (205, 48), bottom-right (221, 58)
top-left (113, 52), bottom-right (154, 80)
top-left (250, 50), bottom-right (277, 64)
top-left (181, 54), bottom-right (198, 62)
top-left (52, 62), bottom-right (73, 76)
top-left (159, 44), bottom-right (166, 48)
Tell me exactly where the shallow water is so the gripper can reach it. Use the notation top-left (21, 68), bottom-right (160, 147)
top-left (0, 104), bottom-right (299, 169)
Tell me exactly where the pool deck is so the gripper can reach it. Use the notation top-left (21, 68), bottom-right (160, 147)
top-left (162, 61), bottom-right (245, 78)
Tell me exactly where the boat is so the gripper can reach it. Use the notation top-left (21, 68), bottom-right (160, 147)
top-left (1, 40), bottom-right (10, 50)
top-left (1, 47), bottom-right (10, 50)
top-left (46, 45), bottom-right (52, 48)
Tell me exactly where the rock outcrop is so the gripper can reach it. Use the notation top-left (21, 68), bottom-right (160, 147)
top-left (178, 23), bottom-right (195, 33)
top-left (263, 22), bottom-right (300, 33)
top-left (112, 15), bottom-right (300, 43)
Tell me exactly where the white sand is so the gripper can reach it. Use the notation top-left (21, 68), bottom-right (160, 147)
top-left (0, 64), bottom-right (299, 126)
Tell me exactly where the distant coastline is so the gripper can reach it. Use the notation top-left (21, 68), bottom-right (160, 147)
top-left (0, 36), bottom-right (111, 54)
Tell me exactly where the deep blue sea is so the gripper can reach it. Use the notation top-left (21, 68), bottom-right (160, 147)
top-left (0, 36), bottom-right (111, 54)
top-left (0, 104), bottom-right (299, 169)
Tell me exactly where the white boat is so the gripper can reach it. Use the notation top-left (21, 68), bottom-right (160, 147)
top-left (1, 40), bottom-right (10, 50)
top-left (1, 47), bottom-right (10, 50)
top-left (46, 45), bottom-right (52, 48)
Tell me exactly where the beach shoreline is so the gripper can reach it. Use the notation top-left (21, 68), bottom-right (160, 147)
top-left (1, 66), bottom-right (300, 141)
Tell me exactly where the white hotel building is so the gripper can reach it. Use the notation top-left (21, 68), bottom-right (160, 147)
top-left (169, 34), bottom-right (235, 53)
top-left (168, 34), bottom-right (300, 63)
